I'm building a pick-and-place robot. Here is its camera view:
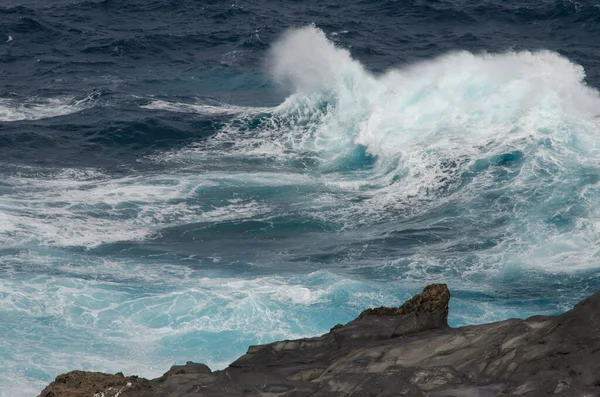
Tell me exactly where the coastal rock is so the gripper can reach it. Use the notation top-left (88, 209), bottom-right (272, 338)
top-left (38, 371), bottom-right (148, 397)
top-left (39, 284), bottom-right (600, 397)
top-left (161, 361), bottom-right (212, 378)
top-left (358, 283), bottom-right (450, 320)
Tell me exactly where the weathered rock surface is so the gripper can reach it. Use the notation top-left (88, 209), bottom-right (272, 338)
top-left (358, 283), bottom-right (450, 320)
top-left (39, 284), bottom-right (600, 397)
top-left (38, 371), bottom-right (149, 397)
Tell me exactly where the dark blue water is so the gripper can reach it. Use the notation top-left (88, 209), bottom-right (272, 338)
top-left (2, 1), bottom-right (600, 395)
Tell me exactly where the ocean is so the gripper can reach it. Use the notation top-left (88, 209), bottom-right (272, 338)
top-left (1, 0), bottom-right (600, 395)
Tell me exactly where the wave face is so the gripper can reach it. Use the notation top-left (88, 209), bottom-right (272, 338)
top-left (1, 2), bottom-right (600, 396)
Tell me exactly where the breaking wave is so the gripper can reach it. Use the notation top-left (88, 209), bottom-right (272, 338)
top-left (160, 26), bottom-right (600, 271)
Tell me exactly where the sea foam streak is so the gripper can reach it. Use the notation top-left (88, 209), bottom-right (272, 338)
top-left (0, 92), bottom-right (98, 122)
top-left (141, 100), bottom-right (268, 116)
top-left (0, 169), bottom-right (274, 248)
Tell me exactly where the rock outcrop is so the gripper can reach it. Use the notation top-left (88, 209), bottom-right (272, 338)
top-left (358, 283), bottom-right (450, 319)
top-left (39, 284), bottom-right (600, 397)
top-left (38, 371), bottom-right (148, 397)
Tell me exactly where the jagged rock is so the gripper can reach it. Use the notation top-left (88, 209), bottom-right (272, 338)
top-left (358, 283), bottom-right (450, 320)
top-left (161, 361), bottom-right (211, 378)
top-left (38, 371), bottom-right (148, 397)
top-left (38, 284), bottom-right (600, 397)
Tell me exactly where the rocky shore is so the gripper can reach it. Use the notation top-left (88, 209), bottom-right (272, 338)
top-left (39, 284), bottom-right (600, 397)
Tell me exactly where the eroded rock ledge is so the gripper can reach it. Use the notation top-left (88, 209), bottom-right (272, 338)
top-left (39, 284), bottom-right (600, 397)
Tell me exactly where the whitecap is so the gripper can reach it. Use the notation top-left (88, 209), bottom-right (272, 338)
top-left (0, 92), bottom-right (99, 122)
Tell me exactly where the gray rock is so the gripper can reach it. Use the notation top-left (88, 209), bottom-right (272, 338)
top-left (38, 285), bottom-right (600, 397)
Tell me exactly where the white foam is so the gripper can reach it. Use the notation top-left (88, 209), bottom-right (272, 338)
top-left (0, 92), bottom-right (98, 122)
top-left (150, 26), bottom-right (600, 276)
top-left (162, 27), bottom-right (600, 201)
top-left (141, 100), bottom-right (269, 116)
top-left (190, 26), bottom-right (600, 169)
top-left (0, 260), bottom-right (386, 395)
top-left (0, 372), bottom-right (46, 397)
top-left (0, 169), bottom-right (273, 248)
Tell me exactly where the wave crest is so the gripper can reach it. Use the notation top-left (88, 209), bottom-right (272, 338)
top-left (157, 26), bottom-right (600, 272)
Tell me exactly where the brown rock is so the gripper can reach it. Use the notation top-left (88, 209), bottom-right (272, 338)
top-left (358, 283), bottom-right (450, 320)
top-left (38, 370), bottom-right (148, 397)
